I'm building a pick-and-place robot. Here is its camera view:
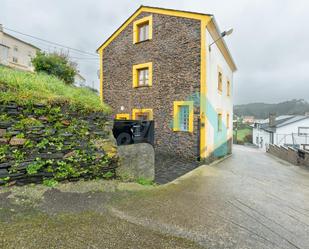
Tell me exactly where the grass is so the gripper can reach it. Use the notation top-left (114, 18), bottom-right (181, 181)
top-left (233, 127), bottom-right (252, 142)
top-left (0, 66), bottom-right (110, 113)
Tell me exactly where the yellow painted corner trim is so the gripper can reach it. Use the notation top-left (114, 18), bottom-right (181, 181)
top-left (200, 18), bottom-right (208, 158)
top-left (97, 6), bottom-right (212, 52)
top-left (116, 113), bottom-right (130, 120)
top-left (133, 15), bottom-right (153, 44)
top-left (132, 62), bottom-right (153, 88)
top-left (132, 108), bottom-right (153, 120)
top-left (173, 101), bottom-right (194, 133)
top-left (99, 50), bottom-right (103, 102)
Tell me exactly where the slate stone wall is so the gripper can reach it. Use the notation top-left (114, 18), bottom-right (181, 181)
top-left (103, 12), bottom-right (201, 159)
top-left (0, 102), bottom-right (118, 186)
top-left (267, 144), bottom-right (309, 167)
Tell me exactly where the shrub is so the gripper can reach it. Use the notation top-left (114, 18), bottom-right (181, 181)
top-left (32, 52), bottom-right (76, 85)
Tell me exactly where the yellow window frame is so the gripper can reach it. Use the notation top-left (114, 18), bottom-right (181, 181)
top-left (133, 15), bottom-right (153, 44)
top-left (173, 101), bottom-right (194, 133)
top-left (116, 113), bottom-right (130, 120)
top-left (218, 111), bottom-right (223, 132)
top-left (227, 78), bottom-right (231, 97)
top-left (132, 62), bottom-right (153, 88)
top-left (132, 108), bottom-right (153, 120)
top-left (217, 66), bottom-right (223, 93)
top-left (226, 113), bottom-right (230, 129)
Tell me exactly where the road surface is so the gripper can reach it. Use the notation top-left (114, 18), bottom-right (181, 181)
top-left (1, 145), bottom-right (308, 249)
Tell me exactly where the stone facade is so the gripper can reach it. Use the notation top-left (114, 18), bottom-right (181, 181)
top-left (103, 12), bottom-right (201, 159)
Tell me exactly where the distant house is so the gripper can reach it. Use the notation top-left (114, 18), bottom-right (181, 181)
top-left (252, 114), bottom-right (309, 149)
top-left (242, 116), bottom-right (255, 124)
top-left (96, 6), bottom-right (237, 161)
top-left (0, 24), bottom-right (40, 72)
top-left (74, 72), bottom-right (86, 87)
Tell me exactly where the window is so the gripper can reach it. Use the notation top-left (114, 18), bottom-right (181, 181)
top-left (227, 80), bottom-right (231, 96)
top-left (133, 62), bottom-right (152, 87)
top-left (218, 71), bottom-right (223, 93)
top-left (12, 57), bottom-right (18, 63)
top-left (116, 114), bottom-right (130, 120)
top-left (14, 46), bottom-right (18, 52)
top-left (218, 113), bottom-right (222, 132)
top-left (133, 15), bottom-right (153, 44)
top-left (173, 101), bottom-right (194, 132)
top-left (138, 68), bottom-right (149, 86)
top-left (298, 127), bottom-right (309, 136)
top-left (226, 113), bottom-right (230, 129)
top-left (132, 109), bottom-right (153, 120)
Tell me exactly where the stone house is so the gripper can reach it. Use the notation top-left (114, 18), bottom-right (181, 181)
top-left (97, 6), bottom-right (237, 161)
top-left (0, 24), bottom-right (40, 72)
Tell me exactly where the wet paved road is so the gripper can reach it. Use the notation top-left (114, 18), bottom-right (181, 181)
top-left (112, 145), bottom-right (309, 249)
top-left (1, 145), bottom-right (309, 248)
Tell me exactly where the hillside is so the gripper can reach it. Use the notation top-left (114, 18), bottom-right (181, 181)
top-left (0, 66), bottom-right (109, 113)
top-left (234, 99), bottom-right (309, 119)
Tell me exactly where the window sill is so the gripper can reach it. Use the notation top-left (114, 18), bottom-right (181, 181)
top-left (134, 39), bottom-right (151, 45)
top-left (133, 85), bottom-right (152, 88)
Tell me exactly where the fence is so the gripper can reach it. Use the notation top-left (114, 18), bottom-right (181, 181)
top-left (275, 133), bottom-right (309, 149)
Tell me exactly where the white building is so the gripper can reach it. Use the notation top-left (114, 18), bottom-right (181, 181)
top-left (252, 115), bottom-right (309, 150)
top-left (0, 24), bottom-right (40, 72)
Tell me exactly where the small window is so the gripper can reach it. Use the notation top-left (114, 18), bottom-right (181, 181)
top-left (173, 101), bottom-right (193, 132)
top-left (116, 114), bottom-right (130, 120)
top-left (138, 23), bottom-right (149, 42)
top-left (14, 46), bottom-right (18, 52)
top-left (133, 62), bottom-right (152, 88)
top-left (133, 16), bottom-right (153, 44)
top-left (132, 109), bottom-right (153, 120)
top-left (226, 113), bottom-right (230, 129)
top-left (179, 105), bottom-right (190, 131)
top-left (12, 57), bottom-right (18, 63)
top-left (138, 68), bottom-right (149, 86)
top-left (227, 80), bottom-right (231, 96)
top-left (218, 113), bottom-right (222, 132)
top-left (298, 127), bottom-right (309, 136)
top-left (218, 71), bottom-right (223, 92)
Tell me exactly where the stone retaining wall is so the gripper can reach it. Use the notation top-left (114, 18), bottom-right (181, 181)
top-left (267, 144), bottom-right (309, 167)
top-left (0, 102), bottom-right (118, 186)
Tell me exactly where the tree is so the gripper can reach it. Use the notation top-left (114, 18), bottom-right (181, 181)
top-left (32, 52), bottom-right (76, 85)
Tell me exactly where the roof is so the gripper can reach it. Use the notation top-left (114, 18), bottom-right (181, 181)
top-left (0, 43), bottom-right (9, 48)
top-left (96, 5), bottom-right (236, 71)
top-left (1, 31), bottom-right (40, 50)
top-left (256, 115), bottom-right (309, 132)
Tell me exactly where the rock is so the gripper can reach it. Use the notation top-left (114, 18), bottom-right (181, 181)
top-left (0, 121), bottom-right (12, 129)
top-left (0, 138), bottom-right (8, 144)
top-left (10, 137), bottom-right (27, 146)
top-left (39, 153), bottom-right (64, 159)
top-left (0, 168), bottom-right (9, 178)
top-left (61, 120), bottom-right (70, 126)
top-left (117, 143), bottom-right (155, 181)
top-left (0, 162), bottom-right (11, 169)
top-left (63, 151), bottom-right (77, 159)
top-left (0, 129), bottom-right (6, 137)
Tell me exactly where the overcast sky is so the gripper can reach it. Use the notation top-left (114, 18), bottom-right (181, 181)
top-left (1, 0), bottom-right (309, 104)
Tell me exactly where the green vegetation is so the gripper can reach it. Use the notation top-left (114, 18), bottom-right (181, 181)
top-left (32, 52), bottom-right (76, 85)
top-left (136, 178), bottom-right (155, 186)
top-left (234, 99), bottom-right (309, 119)
top-left (233, 126), bottom-right (252, 144)
top-left (0, 66), bottom-right (109, 113)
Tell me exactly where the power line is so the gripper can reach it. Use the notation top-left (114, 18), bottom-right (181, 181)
top-left (3, 26), bottom-right (99, 57)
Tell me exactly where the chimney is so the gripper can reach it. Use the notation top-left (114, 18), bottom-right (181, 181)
top-left (269, 113), bottom-right (276, 127)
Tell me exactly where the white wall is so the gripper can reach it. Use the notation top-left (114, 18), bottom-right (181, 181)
top-left (0, 31), bottom-right (37, 71)
top-left (205, 28), bottom-right (233, 154)
top-left (252, 127), bottom-right (270, 150)
top-left (275, 118), bottom-right (309, 146)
